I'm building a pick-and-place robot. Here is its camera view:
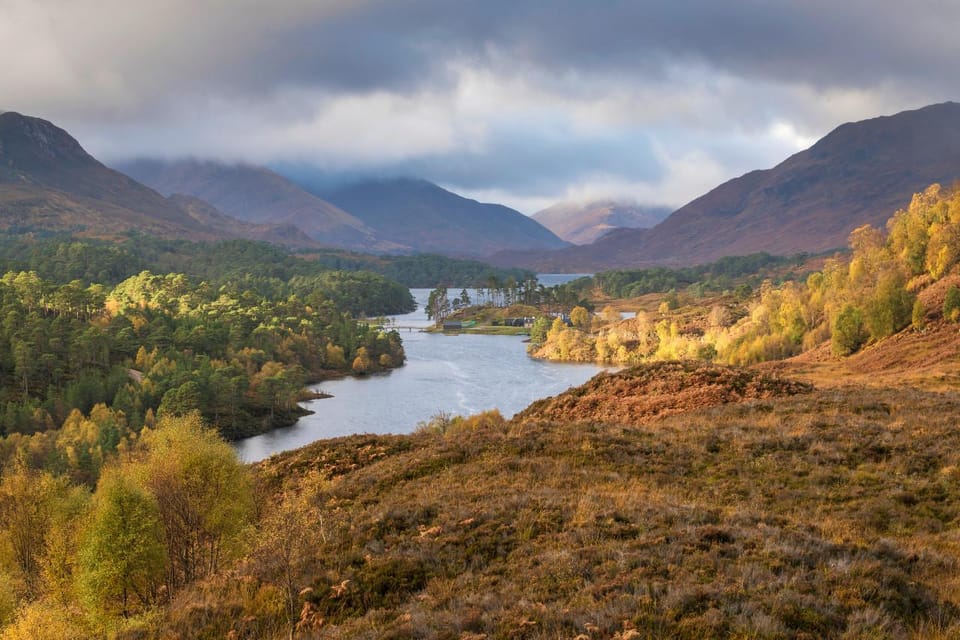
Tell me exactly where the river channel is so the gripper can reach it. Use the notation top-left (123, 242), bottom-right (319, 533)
top-left (235, 279), bottom-right (605, 462)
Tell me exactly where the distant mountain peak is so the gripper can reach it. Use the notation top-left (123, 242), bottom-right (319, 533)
top-left (533, 199), bottom-right (671, 245)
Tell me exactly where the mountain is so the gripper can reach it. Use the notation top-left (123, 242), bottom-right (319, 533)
top-left (0, 111), bottom-right (224, 239)
top-left (167, 194), bottom-right (320, 248)
top-left (117, 159), bottom-right (391, 250)
top-left (314, 177), bottom-right (569, 257)
top-left (532, 200), bottom-right (671, 244)
top-left (496, 102), bottom-right (960, 271)
top-left (0, 111), bottom-right (322, 248)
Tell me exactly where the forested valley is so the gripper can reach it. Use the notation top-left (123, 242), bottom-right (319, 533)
top-left (7, 4), bottom-right (960, 635)
top-left (0, 234), bottom-right (420, 449)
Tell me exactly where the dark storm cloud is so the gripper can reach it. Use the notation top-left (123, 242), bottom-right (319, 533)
top-left (3, 0), bottom-right (957, 209)
top-left (206, 0), bottom-right (960, 101)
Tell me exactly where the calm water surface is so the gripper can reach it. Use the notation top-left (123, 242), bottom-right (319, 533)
top-left (235, 280), bottom-right (606, 462)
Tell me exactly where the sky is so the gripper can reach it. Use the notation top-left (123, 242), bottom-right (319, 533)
top-left (2, 0), bottom-right (958, 214)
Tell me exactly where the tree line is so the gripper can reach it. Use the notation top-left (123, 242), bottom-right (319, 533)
top-left (0, 235), bottom-right (416, 316)
top-left (0, 235), bottom-right (426, 636)
top-left (565, 252), bottom-right (805, 300)
top-left (300, 249), bottom-right (536, 288)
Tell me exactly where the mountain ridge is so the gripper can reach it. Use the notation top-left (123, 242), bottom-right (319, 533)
top-left (0, 112), bottom-right (328, 247)
top-left (116, 159), bottom-right (390, 251)
top-left (494, 101), bottom-right (960, 271)
top-left (0, 111), bottom-right (222, 239)
top-left (311, 176), bottom-right (570, 257)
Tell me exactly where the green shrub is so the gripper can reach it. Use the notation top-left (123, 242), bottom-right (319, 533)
top-left (944, 285), bottom-right (960, 322)
top-left (912, 298), bottom-right (927, 330)
top-left (832, 304), bottom-right (867, 356)
top-left (529, 316), bottom-right (551, 347)
top-left (863, 272), bottom-right (914, 339)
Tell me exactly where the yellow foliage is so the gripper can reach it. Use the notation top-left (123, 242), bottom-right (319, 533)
top-left (0, 599), bottom-right (88, 640)
top-left (0, 570), bottom-right (22, 627)
top-left (848, 224), bottom-right (885, 254)
top-left (135, 414), bottom-right (254, 590)
top-left (549, 316), bottom-right (565, 335)
top-left (595, 333), bottom-right (610, 361)
top-left (570, 306), bottom-right (591, 331)
top-left (0, 465), bottom-right (69, 594)
top-left (536, 324), bottom-right (595, 362)
top-left (76, 466), bottom-right (166, 619)
top-left (325, 343), bottom-right (346, 369)
top-left (599, 306), bottom-right (622, 324)
top-left (352, 347), bottom-right (372, 373)
top-left (925, 221), bottom-right (960, 279)
top-left (134, 345), bottom-right (154, 370)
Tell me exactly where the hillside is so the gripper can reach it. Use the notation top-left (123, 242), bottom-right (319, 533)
top-left (167, 194), bottom-right (321, 248)
top-left (0, 112), bottom-right (335, 249)
top-left (117, 159), bottom-right (391, 251)
top-left (0, 112), bottom-right (223, 240)
top-left (530, 181), bottom-right (960, 383)
top-left (532, 200), bottom-right (671, 244)
top-left (497, 102), bottom-right (960, 271)
top-left (315, 177), bottom-right (569, 257)
top-left (517, 360), bottom-right (812, 424)
top-left (148, 361), bottom-right (960, 639)
top-left (764, 274), bottom-right (960, 391)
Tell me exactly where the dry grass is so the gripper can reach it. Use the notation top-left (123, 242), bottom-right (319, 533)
top-left (762, 319), bottom-right (960, 392)
top-left (516, 361), bottom-right (812, 425)
top-left (160, 370), bottom-right (960, 639)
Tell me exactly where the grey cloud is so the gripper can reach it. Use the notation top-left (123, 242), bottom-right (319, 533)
top-left (273, 122), bottom-right (666, 202)
top-left (225, 1), bottom-right (960, 102)
top-left (5, 0), bottom-right (957, 210)
top-left (10, 0), bottom-right (959, 119)
top-left (391, 125), bottom-right (665, 193)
